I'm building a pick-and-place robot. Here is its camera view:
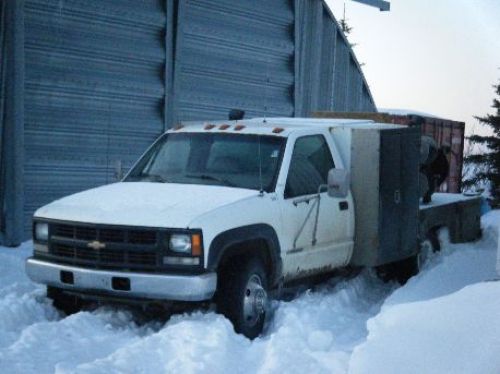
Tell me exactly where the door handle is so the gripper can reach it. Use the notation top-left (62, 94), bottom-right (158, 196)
top-left (394, 190), bottom-right (401, 204)
top-left (339, 201), bottom-right (349, 211)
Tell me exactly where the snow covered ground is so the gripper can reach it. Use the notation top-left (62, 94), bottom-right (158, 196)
top-left (0, 211), bottom-right (499, 374)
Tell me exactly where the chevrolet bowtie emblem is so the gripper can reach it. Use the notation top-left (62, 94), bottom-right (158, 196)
top-left (87, 240), bottom-right (106, 250)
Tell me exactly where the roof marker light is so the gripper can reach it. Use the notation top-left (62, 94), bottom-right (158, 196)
top-left (219, 124), bottom-right (230, 130)
top-left (204, 124), bottom-right (216, 130)
top-left (234, 124), bottom-right (246, 131)
top-left (272, 127), bottom-right (284, 134)
top-left (174, 124), bottom-right (184, 131)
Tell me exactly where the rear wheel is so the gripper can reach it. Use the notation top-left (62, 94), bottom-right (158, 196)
top-left (47, 286), bottom-right (84, 315)
top-left (397, 255), bottom-right (420, 284)
top-left (217, 258), bottom-right (268, 339)
top-left (376, 254), bottom-right (421, 285)
top-left (427, 227), bottom-right (441, 252)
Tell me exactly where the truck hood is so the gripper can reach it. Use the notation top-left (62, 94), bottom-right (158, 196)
top-left (34, 182), bottom-right (258, 228)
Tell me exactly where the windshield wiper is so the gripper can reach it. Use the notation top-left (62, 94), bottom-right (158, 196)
top-left (136, 173), bottom-right (168, 183)
top-left (185, 174), bottom-right (235, 187)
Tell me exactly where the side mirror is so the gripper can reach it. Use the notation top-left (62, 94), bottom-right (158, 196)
top-left (327, 169), bottom-right (349, 198)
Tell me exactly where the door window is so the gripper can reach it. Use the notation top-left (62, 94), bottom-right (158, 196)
top-left (285, 135), bottom-right (335, 198)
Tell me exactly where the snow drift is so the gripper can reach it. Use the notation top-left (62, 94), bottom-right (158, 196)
top-left (0, 210), bottom-right (499, 373)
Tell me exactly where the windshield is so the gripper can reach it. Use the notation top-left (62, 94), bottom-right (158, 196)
top-left (126, 132), bottom-right (285, 192)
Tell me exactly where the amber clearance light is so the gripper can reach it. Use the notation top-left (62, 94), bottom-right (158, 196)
top-left (191, 233), bottom-right (202, 256)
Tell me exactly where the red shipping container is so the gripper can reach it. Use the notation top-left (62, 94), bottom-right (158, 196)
top-left (388, 115), bottom-right (465, 193)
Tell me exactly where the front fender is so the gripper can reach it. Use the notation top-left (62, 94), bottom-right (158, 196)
top-left (207, 224), bottom-right (282, 287)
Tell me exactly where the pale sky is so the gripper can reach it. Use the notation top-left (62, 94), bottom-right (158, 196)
top-left (325, 0), bottom-right (500, 135)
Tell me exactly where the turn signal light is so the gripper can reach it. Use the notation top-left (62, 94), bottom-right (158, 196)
top-left (191, 234), bottom-right (202, 256)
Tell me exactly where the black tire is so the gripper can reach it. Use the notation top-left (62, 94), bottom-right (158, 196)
top-left (427, 228), bottom-right (441, 252)
top-left (217, 257), bottom-right (268, 339)
top-left (47, 286), bottom-right (84, 315)
top-left (376, 255), bottom-right (420, 285)
top-left (396, 255), bottom-right (420, 284)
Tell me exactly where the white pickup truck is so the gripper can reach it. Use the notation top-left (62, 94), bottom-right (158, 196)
top-left (26, 118), bottom-right (481, 338)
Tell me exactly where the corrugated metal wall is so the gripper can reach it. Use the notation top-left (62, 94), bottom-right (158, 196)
top-left (173, 0), bottom-right (296, 121)
top-left (295, 1), bottom-right (375, 116)
top-left (2, 0), bottom-right (376, 244)
top-left (23, 0), bottom-right (167, 234)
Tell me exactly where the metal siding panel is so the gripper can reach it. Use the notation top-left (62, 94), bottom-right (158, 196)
top-left (24, 0), bottom-right (166, 236)
top-left (356, 72), bottom-right (363, 111)
top-left (0, 0), bottom-right (4, 168)
top-left (300, 0), bottom-right (322, 115)
top-left (347, 57), bottom-right (359, 111)
top-left (322, 2), bottom-right (376, 113)
top-left (298, 2), bottom-right (359, 115)
top-left (293, 0), bottom-right (303, 116)
top-left (317, 6), bottom-right (336, 111)
top-left (175, 0), bottom-right (295, 121)
top-left (361, 85), bottom-right (373, 112)
top-left (0, 0), bottom-right (25, 246)
top-left (1, 1), bottom-right (5, 240)
top-left (294, 0), bottom-right (310, 116)
top-left (332, 32), bottom-right (348, 111)
top-left (164, 0), bottom-right (176, 129)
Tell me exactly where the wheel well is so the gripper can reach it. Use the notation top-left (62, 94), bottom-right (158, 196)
top-left (217, 239), bottom-right (273, 282)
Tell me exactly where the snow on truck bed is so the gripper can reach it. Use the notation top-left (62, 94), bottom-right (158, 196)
top-left (419, 192), bottom-right (480, 210)
top-left (0, 211), bottom-right (499, 374)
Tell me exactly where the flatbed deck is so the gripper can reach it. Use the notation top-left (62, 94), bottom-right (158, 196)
top-left (419, 193), bottom-right (482, 243)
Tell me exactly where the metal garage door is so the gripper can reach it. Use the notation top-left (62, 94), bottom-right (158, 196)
top-left (173, 0), bottom-right (295, 121)
top-left (23, 0), bottom-right (167, 234)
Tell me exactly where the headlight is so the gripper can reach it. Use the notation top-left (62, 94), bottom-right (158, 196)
top-left (34, 222), bottom-right (49, 241)
top-left (169, 234), bottom-right (192, 253)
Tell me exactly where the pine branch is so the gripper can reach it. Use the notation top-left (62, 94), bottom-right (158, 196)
top-left (463, 81), bottom-right (500, 192)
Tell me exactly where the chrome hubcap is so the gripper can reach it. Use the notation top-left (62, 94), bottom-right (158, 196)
top-left (243, 274), bottom-right (267, 327)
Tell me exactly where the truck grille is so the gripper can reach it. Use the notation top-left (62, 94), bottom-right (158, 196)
top-left (47, 223), bottom-right (160, 272)
top-left (53, 224), bottom-right (157, 245)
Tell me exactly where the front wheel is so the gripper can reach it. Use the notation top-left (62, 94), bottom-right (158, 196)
top-left (217, 258), bottom-right (268, 339)
top-left (47, 286), bottom-right (84, 315)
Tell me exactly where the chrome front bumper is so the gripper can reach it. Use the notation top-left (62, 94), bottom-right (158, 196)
top-left (25, 258), bottom-right (217, 302)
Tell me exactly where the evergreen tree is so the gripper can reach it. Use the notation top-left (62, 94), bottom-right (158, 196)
top-left (339, 18), bottom-right (353, 35)
top-left (463, 81), bottom-right (500, 207)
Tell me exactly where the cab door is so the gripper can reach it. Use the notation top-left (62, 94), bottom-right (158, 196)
top-left (278, 134), bottom-right (354, 280)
